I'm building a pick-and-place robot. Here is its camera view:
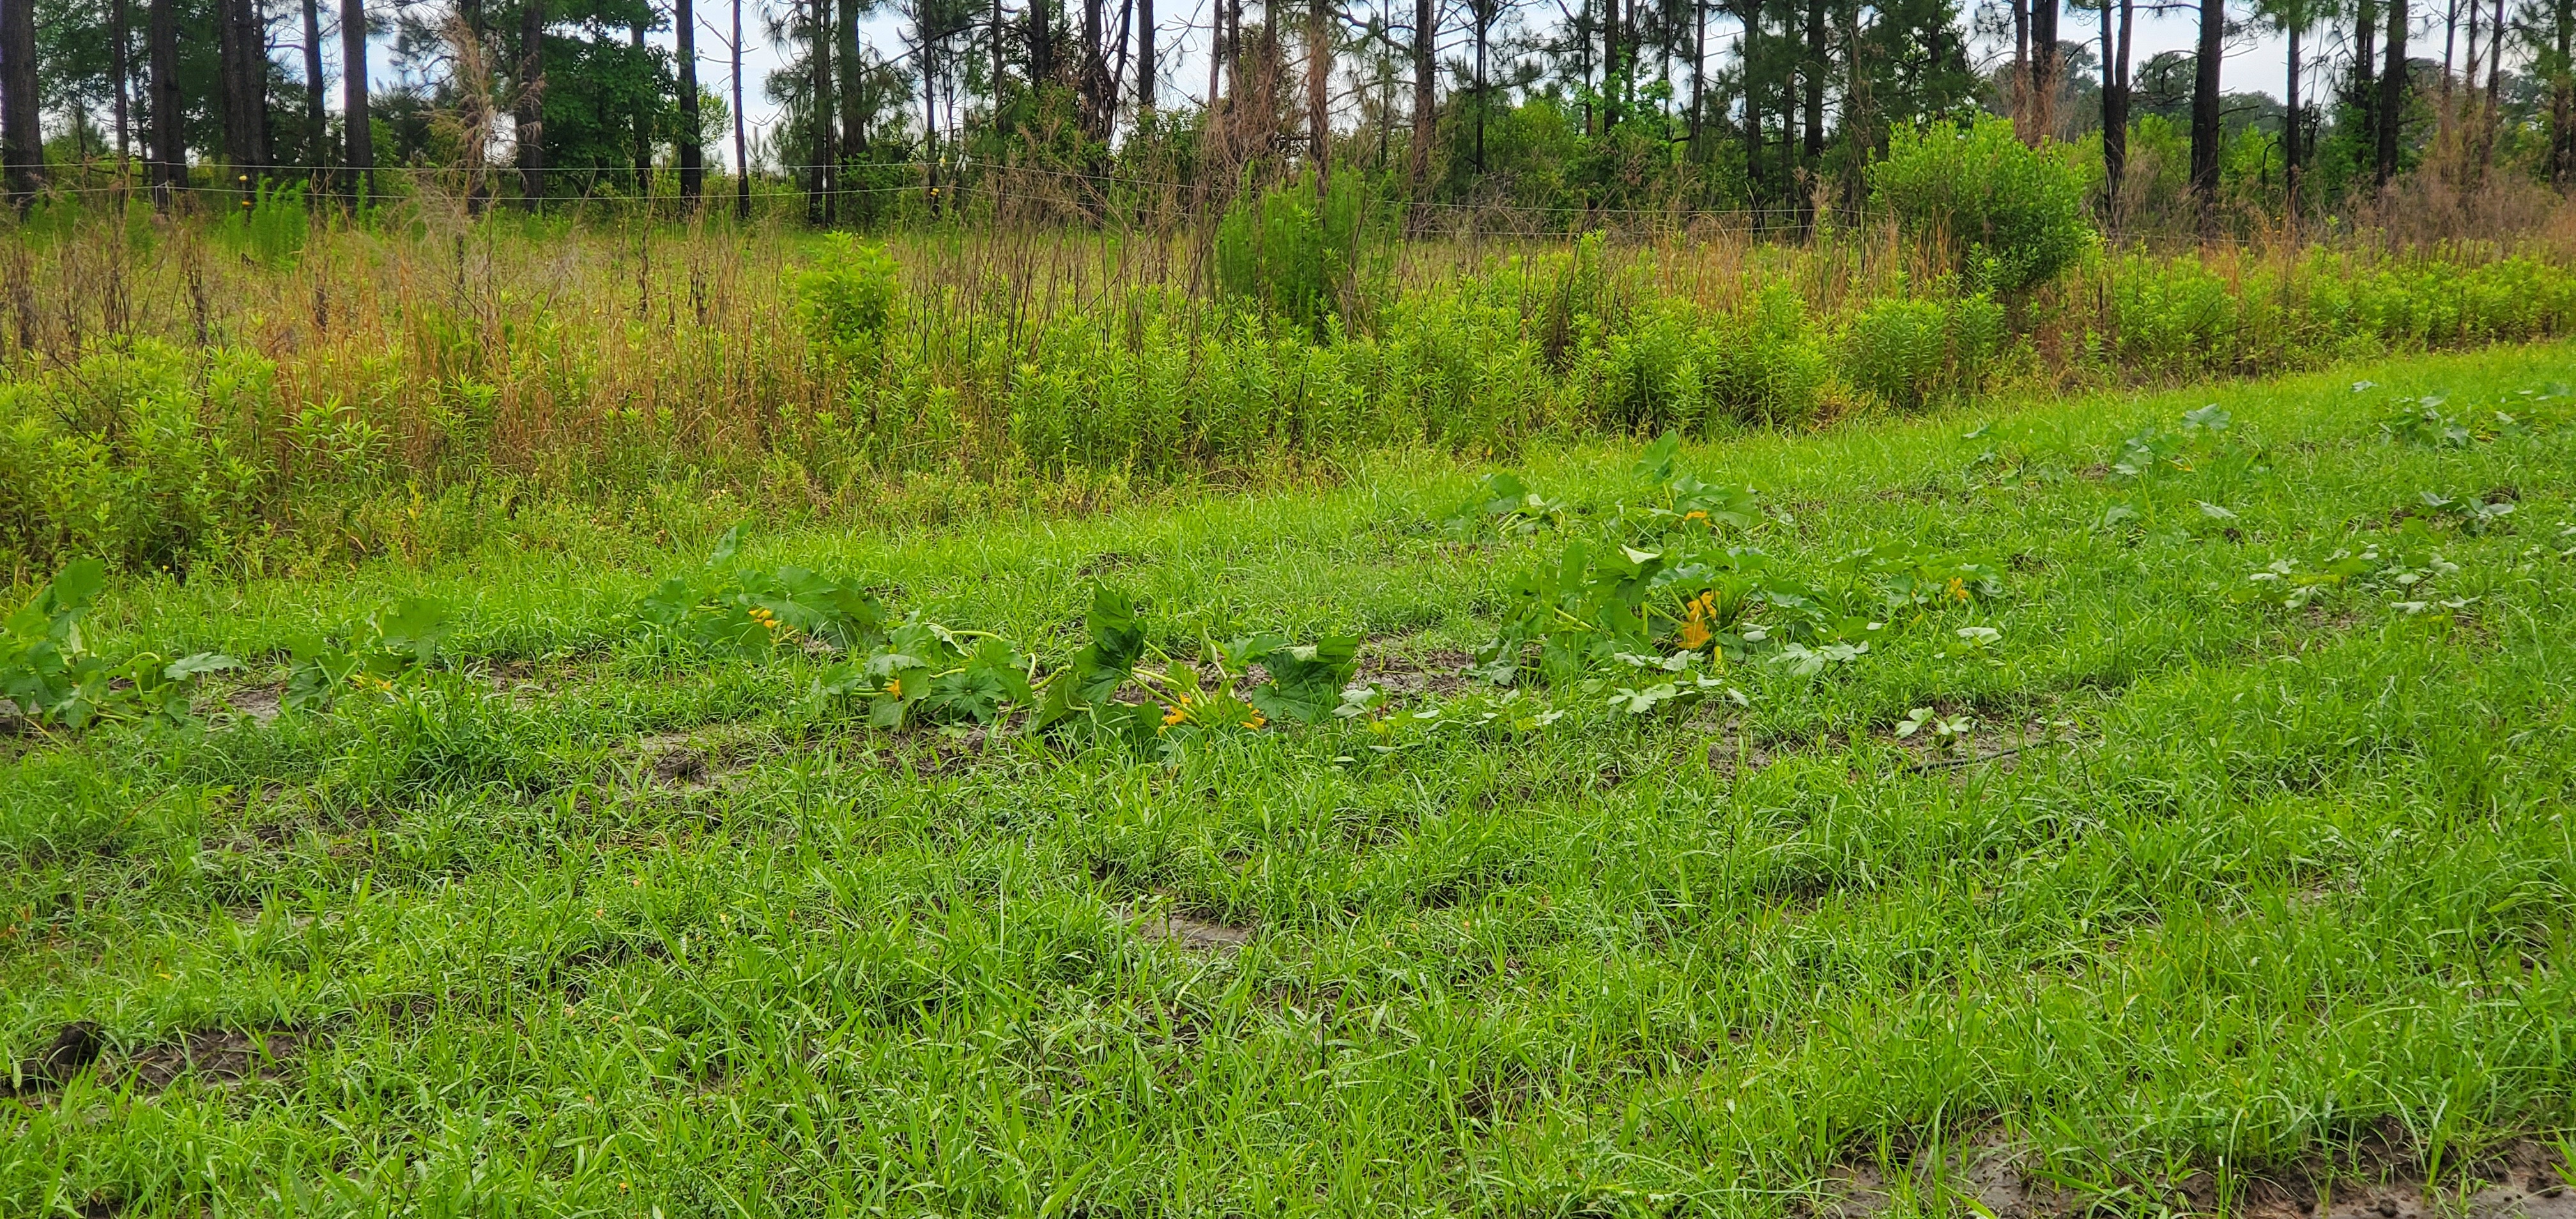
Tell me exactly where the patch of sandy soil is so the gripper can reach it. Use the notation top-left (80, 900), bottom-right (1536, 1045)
top-left (1812, 1135), bottom-right (2576, 1218)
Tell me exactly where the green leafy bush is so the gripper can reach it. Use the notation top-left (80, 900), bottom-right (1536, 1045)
top-left (0, 340), bottom-right (271, 575)
top-left (2099, 251), bottom-right (2576, 379)
top-left (1583, 287), bottom-right (1830, 432)
top-left (1873, 118), bottom-right (2096, 296)
top-left (797, 234), bottom-right (903, 361)
top-left (215, 179), bottom-right (310, 267)
top-left (1031, 585), bottom-right (1361, 748)
top-left (1466, 455), bottom-right (1999, 692)
top-left (809, 619), bottom-right (1032, 730)
top-left (284, 597), bottom-right (455, 713)
top-left (637, 525), bottom-right (890, 656)
top-left (1214, 171), bottom-right (1374, 335)
top-left (1842, 293), bottom-right (2006, 411)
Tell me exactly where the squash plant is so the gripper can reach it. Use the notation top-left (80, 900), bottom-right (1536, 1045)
top-left (2, 560), bottom-right (240, 730)
top-left (282, 596), bottom-right (454, 713)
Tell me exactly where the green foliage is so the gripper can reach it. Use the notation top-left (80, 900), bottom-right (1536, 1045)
top-left (810, 620), bottom-right (1033, 730)
top-left (1033, 585), bottom-right (1361, 746)
top-left (2, 560), bottom-right (238, 729)
top-left (637, 526), bottom-right (891, 656)
top-left (15, 351), bottom-right (2576, 1209)
top-left (214, 180), bottom-right (310, 267)
top-left (797, 234), bottom-right (904, 361)
top-left (17, 224), bottom-right (2576, 578)
top-left (1213, 171), bottom-right (1375, 335)
top-left (1444, 471), bottom-right (1570, 537)
top-left (2103, 254), bottom-right (2576, 381)
top-left (1581, 287), bottom-right (1832, 430)
top-left (2239, 521), bottom-right (2465, 612)
top-left (284, 597), bottom-right (455, 714)
top-left (1468, 454), bottom-right (2000, 695)
top-left (0, 340), bottom-right (271, 575)
top-left (1873, 118), bottom-right (2096, 296)
top-left (1841, 293), bottom-right (2006, 411)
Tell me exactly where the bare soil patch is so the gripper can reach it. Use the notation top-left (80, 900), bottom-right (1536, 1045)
top-left (123, 1029), bottom-right (305, 1091)
top-left (1813, 1135), bottom-right (2576, 1219)
top-left (1120, 905), bottom-right (1254, 952)
top-left (1356, 646), bottom-right (1476, 700)
top-left (634, 726), bottom-right (773, 790)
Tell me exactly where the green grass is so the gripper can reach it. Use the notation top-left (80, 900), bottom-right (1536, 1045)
top-left (9, 344), bottom-right (2576, 1215)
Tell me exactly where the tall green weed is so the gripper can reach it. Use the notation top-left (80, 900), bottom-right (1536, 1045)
top-left (214, 180), bottom-right (312, 268)
top-left (0, 341), bottom-right (272, 575)
top-left (1215, 172), bottom-right (1378, 335)
top-left (1874, 119), bottom-right (2096, 296)
top-left (13, 224), bottom-right (2576, 574)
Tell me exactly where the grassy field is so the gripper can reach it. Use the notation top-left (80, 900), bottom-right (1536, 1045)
top-left (8, 341), bottom-right (2576, 1215)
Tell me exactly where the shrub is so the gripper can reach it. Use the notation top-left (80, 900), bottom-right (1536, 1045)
top-left (797, 234), bottom-right (903, 362)
top-left (1577, 285), bottom-right (1829, 431)
top-left (1873, 118), bottom-right (2096, 297)
top-left (215, 179), bottom-right (312, 268)
top-left (1213, 171), bottom-right (1374, 335)
top-left (0, 341), bottom-right (272, 575)
top-left (1843, 293), bottom-right (2006, 410)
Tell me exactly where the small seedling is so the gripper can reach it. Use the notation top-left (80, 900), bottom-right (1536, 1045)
top-left (1897, 707), bottom-right (1973, 753)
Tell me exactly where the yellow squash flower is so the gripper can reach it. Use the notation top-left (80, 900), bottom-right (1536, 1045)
top-left (1676, 590), bottom-right (1719, 650)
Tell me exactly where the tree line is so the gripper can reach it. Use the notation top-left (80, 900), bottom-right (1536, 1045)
top-left (3, 0), bottom-right (2575, 228)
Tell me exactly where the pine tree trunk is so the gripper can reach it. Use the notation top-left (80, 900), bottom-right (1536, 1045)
top-left (733, 0), bottom-right (749, 218)
top-left (1035, 0), bottom-right (1054, 85)
top-left (2483, 0), bottom-right (2503, 162)
top-left (631, 20), bottom-right (652, 198)
top-left (150, 0), bottom-right (184, 206)
top-left (2028, 0), bottom-right (2057, 139)
top-left (112, 0), bottom-right (133, 164)
top-left (1309, 0), bottom-right (1328, 187)
top-left (1604, 0), bottom-right (1618, 130)
top-left (217, 0), bottom-right (270, 203)
top-left (1411, 0), bottom-right (1430, 192)
top-left (2011, 0), bottom-right (2027, 137)
top-left (303, 0), bottom-right (327, 183)
top-left (2552, 0), bottom-right (2572, 184)
top-left (677, 0), bottom-right (700, 203)
top-left (1802, 0), bottom-right (1821, 158)
top-left (2378, 0), bottom-right (2406, 187)
top-left (2103, 0), bottom-right (2129, 216)
top-left (808, 0), bottom-right (832, 223)
top-left (342, 0), bottom-right (372, 205)
top-left (1474, 8), bottom-right (1487, 170)
top-left (837, 0), bottom-right (860, 180)
top-left (1687, 0), bottom-right (1704, 152)
top-left (2285, 22), bottom-right (2301, 218)
top-left (2189, 0), bottom-right (2222, 233)
top-left (924, 42), bottom-right (939, 217)
top-left (1139, 0), bottom-right (1155, 113)
top-left (1082, 0), bottom-right (1103, 137)
top-left (0, 0), bottom-right (42, 204)
top-left (517, 0), bottom-right (546, 206)
top-left (1738, 0), bottom-right (1760, 203)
